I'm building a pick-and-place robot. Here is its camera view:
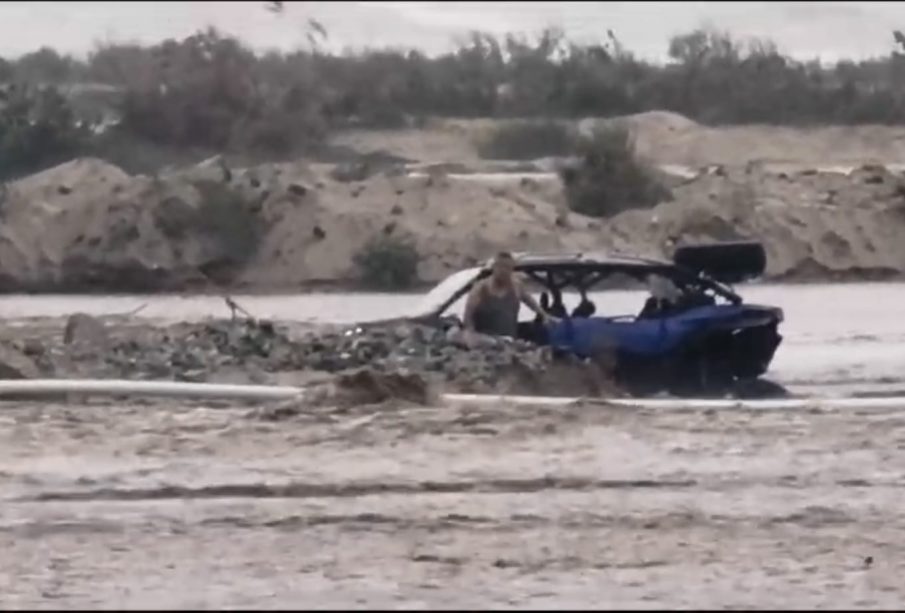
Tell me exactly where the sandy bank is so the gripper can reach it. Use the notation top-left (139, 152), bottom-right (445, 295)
top-left (3, 112), bottom-right (905, 291)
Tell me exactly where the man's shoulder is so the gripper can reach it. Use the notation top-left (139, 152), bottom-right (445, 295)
top-left (470, 278), bottom-right (489, 294)
top-left (511, 276), bottom-right (528, 293)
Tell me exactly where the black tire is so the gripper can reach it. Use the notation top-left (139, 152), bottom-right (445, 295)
top-left (731, 378), bottom-right (790, 399)
top-left (665, 351), bottom-right (734, 398)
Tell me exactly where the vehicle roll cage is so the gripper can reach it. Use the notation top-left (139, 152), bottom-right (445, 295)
top-left (428, 260), bottom-right (742, 320)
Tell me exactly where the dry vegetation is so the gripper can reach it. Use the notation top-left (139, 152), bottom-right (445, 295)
top-left (560, 123), bottom-right (672, 218)
top-left (475, 120), bottom-right (578, 160)
top-left (4, 21), bottom-right (905, 179)
top-left (353, 233), bottom-right (421, 291)
top-left (4, 9), bottom-right (905, 278)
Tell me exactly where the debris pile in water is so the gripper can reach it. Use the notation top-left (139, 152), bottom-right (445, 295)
top-left (4, 314), bottom-right (612, 396)
top-left (294, 323), bottom-right (551, 391)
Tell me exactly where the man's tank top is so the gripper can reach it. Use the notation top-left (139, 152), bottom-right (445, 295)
top-left (472, 284), bottom-right (520, 338)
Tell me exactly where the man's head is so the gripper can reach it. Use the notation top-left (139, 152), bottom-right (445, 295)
top-left (490, 251), bottom-right (515, 283)
top-left (647, 274), bottom-right (680, 302)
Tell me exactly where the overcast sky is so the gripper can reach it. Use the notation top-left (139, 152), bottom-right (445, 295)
top-left (0, 1), bottom-right (902, 62)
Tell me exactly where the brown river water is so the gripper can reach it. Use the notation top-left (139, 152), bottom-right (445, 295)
top-left (1, 283), bottom-right (905, 609)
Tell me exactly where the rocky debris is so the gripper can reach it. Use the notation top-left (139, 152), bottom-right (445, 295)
top-left (4, 318), bottom-right (294, 382)
top-left (292, 322), bottom-right (555, 392)
top-left (95, 319), bottom-right (305, 382)
top-left (63, 313), bottom-right (110, 347)
top-left (21, 317), bottom-right (611, 396)
top-left (0, 343), bottom-right (41, 379)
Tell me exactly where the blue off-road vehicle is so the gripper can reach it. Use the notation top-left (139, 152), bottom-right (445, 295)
top-left (408, 241), bottom-right (784, 398)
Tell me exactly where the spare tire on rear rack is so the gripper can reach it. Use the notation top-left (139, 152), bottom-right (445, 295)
top-left (672, 241), bottom-right (767, 284)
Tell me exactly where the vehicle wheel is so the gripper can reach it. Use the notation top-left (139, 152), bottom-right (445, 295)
top-left (731, 378), bottom-right (789, 399)
top-left (611, 355), bottom-right (664, 397)
top-left (678, 355), bottom-right (733, 398)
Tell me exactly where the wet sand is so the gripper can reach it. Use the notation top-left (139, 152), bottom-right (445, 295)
top-left (2, 397), bottom-right (904, 609)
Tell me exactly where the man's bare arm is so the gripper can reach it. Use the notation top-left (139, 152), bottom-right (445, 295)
top-left (516, 281), bottom-right (550, 319)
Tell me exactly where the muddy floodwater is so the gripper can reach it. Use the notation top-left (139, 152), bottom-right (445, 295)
top-left (2, 283), bottom-right (905, 609)
top-left (2, 399), bottom-right (904, 609)
top-left (2, 282), bottom-right (904, 393)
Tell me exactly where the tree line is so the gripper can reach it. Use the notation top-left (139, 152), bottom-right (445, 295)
top-left (4, 25), bottom-right (905, 179)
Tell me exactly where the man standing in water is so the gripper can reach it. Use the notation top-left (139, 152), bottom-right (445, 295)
top-left (463, 252), bottom-right (554, 344)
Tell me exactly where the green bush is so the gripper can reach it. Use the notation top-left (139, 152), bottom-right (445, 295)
top-left (353, 234), bottom-right (420, 290)
top-left (10, 25), bottom-right (905, 177)
top-left (110, 29), bottom-right (327, 157)
top-left (560, 123), bottom-right (671, 218)
top-left (190, 179), bottom-right (268, 281)
top-left (0, 58), bottom-right (13, 82)
top-left (0, 84), bottom-right (93, 181)
top-left (476, 120), bottom-right (578, 160)
top-left (13, 47), bottom-right (82, 83)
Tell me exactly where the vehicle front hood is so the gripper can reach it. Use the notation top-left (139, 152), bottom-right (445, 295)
top-left (741, 303), bottom-right (784, 323)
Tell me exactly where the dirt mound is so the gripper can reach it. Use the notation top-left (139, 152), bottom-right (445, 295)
top-left (606, 164), bottom-right (905, 278)
top-left (581, 111), bottom-right (699, 141)
top-left (0, 156), bottom-right (602, 291)
top-left (329, 112), bottom-right (905, 168)
top-left (7, 125), bottom-right (905, 290)
top-left (0, 157), bottom-right (274, 291)
top-left (627, 110), bottom-right (701, 133)
top-left (239, 165), bottom-right (600, 287)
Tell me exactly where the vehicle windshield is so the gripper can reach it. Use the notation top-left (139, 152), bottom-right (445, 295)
top-left (407, 267), bottom-right (483, 318)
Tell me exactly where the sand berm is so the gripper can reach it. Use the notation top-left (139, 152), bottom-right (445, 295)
top-left (3, 111), bottom-right (905, 291)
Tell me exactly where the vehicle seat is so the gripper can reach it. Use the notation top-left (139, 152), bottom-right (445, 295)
top-left (549, 287), bottom-right (568, 318)
top-left (572, 292), bottom-right (596, 318)
top-left (539, 292), bottom-right (551, 320)
top-left (638, 296), bottom-right (670, 319)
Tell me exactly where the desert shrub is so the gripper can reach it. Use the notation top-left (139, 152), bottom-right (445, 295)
top-left (191, 180), bottom-right (268, 280)
top-left (10, 23), bottom-right (905, 178)
top-left (560, 123), bottom-right (671, 218)
top-left (13, 47), bottom-right (82, 83)
top-left (0, 58), bottom-right (13, 82)
top-left (353, 234), bottom-right (420, 290)
top-left (112, 29), bottom-right (327, 157)
top-left (85, 43), bottom-right (151, 85)
top-left (86, 130), bottom-right (209, 175)
top-left (476, 120), bottom-right (577, 160)
top-left (0, 84), bottom-right (93, 181)
top-left (113, 32), bottom-right (257, 150)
